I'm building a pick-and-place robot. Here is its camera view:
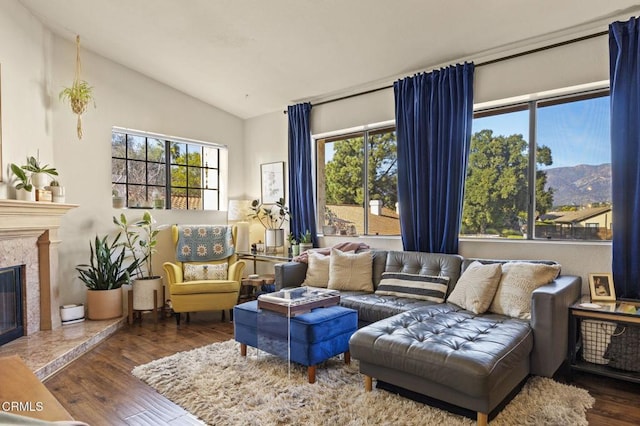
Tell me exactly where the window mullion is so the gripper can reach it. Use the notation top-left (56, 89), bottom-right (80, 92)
top-left (363, 130), bottom-right (370, 235)
top-left (527, 101), bottom-right (537, 240)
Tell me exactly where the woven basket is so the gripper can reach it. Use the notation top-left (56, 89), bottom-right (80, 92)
top-left (581, 319), bottom-right (617, 364)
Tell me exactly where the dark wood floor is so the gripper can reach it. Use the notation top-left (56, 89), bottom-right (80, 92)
top-left (44, 312), bottom-right (640, 426)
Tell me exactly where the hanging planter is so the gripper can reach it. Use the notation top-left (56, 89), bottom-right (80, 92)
top-left (59, 35), bottom-right (95, 140)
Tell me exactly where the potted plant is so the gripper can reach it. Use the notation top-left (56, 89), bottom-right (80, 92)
top-left (76, 234), bottom-right (139, 320)
top-left (288, 232), bottom-right (300, 257)
top-left (47, 180), bottom-right (65, 203)
top-left (59, 35), bottom-right (95, 140)
top-left (299, 229), bottom-right (313, 253)
top-left (10, 163), bottom-right (34, 201)
top-left (21, 155), bottom-right (58, 189)
top-left (113, 211), bottom-right (164, 312)
top-left (112, 188), bottom-right (125, 208)
top-left (249, 197), bottom-right (290, 253)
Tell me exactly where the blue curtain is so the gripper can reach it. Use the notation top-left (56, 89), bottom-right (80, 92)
top-left (610, 18), bottom-right (640, 299)
top-left (287, 103), bottom-right (318, 247)
top-left (394, 63), bottom-right (474, 254)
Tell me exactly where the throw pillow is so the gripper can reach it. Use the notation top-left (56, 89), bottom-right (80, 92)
top-left (376, 272), bottom-right (450, 303)
top-left (327, 248), bottom-right (373, 292)
top-left (183, 263), bottom-right (228, 281)
top-left (302, 251), bottom-right (331, 288)
top-left (489, 262), bottom-right (561, 319)
top-left (446, 261), bottom-right (502, 314)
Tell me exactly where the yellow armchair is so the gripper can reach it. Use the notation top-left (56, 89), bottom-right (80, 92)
top-left (163, 225), bottom-right (245, 324)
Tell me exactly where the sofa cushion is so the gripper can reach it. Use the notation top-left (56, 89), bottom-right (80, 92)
top-left (339, 293), bottom-right (438, 324)
top-left (348, 304), bottom-right (533, 399)
top-left (489, 262), bottom-right (561, 319)
top-left (375, 272), bottom-right (449, 303)
top-left (446, 261), bottom-right (502, 314)
top-left (384, 251), bottom-right (463, 291)
top-left (302, 251), bottom-right (330, 288)
top-left (328, 249), bottom-right (373, 292)
top-left (183, 262), bottom-right (228, 281)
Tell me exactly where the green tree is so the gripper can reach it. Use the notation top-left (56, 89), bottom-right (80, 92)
top-left (462, 129), bottom-right (553, 234)
top-left (324, 131), bottom-right (397, 209)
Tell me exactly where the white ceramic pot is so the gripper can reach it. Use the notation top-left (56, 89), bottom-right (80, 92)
top-left (16, 188), bottom-right (35, 201)
top-left (132, 277), bottom-right (164, 311)
top-left (60, 304), bottom-right (85, 324)
top-left (265, 229), bottom-right (284, 253)
top-left (31, 173), bottom-right (49, 190)
top-left (299, 243), bottom-right (313, 253)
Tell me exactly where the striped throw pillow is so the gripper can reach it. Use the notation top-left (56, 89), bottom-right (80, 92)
top-left (375, 272), bottom-right (450, 303)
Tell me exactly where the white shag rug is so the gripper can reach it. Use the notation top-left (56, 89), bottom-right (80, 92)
top-left (132, 340), bottom-right (593, 426)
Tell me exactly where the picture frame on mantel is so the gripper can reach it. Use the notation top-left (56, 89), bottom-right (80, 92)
top-left (261, 161), bottom-right (285, 204)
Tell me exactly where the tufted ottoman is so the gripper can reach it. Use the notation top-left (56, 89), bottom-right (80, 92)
top-left (349, 303), bottom-right (532, 426)
top-left (234, 300), bottom-right (358, 383)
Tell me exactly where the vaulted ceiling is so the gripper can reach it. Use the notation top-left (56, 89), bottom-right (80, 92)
top-left (19, 0), bottom-right (640, 118)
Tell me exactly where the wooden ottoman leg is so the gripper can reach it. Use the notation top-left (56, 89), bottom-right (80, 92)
top-left (240, 343), bottom-right (247, 357)
top-left (477, 412), bottom-right (488, 426)
top-left (364, 375), bottom-right (373, 391)
top-left (307, 365), bottom-right (316, 384)
top-left (344, 351), bottom-right (351, 365)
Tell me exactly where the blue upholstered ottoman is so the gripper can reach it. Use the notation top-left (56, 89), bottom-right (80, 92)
top-left (234, 300), bottom-right (358, 383)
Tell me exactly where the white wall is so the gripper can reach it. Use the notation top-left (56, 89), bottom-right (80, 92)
top-left (242, 111), bottom-right (288, 273)
top-left (50, 36), bottom-right (245, 304)
top-left (0, 2), bottom-right (246, 305)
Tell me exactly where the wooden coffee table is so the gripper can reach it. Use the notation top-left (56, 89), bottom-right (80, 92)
top-left (238, 274), bottom-right (276, 303)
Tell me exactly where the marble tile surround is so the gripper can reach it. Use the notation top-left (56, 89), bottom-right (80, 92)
top-left (0, 317), bottom-right (124, 380)
top-left (0, 236), bottom-right (40, 334)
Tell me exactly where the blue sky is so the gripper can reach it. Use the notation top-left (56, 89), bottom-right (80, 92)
top-left (472, 95), bottom-right (611, 169)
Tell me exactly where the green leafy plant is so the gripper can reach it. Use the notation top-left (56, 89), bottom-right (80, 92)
top-left (249, 197), bottom-right (290, 229)
top-left (21, 155), bottom-right (58, 178)
top-left (10, 164), bottom-right (33, 192)
top-left (300, 229), bottom-right (312, 244)
top-left (76, 234), bottom-right (139, 290)
top-left (113, 211), bottom-right (161, 278)
top-left (287, 232), bottom-right (298, 245)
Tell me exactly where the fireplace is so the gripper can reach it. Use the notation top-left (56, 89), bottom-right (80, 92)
top-left (0, 265), bottom-right (24, 345)
top-left (0, 199), bottom-right (77, 337)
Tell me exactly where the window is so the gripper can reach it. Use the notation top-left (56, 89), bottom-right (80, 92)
top-left (462, 90), bottom-right (611, 241)
top-left (316, 126), bottom-right (399, 236)
top-left (111, 128), bottom-right (226, 210)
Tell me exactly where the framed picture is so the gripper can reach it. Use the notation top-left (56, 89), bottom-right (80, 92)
top-left (261, 161), bottom-right (285, 204)
top-left (588, 273), bottom-right (616, 302)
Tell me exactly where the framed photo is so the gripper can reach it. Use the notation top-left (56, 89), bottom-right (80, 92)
top-left (260, 161), bottom-right (285, 204)
top-left (588, 273), bottom-right (616, 302)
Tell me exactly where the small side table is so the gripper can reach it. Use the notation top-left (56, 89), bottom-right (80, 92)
top-left (239, 274), bottom-right (276, 303)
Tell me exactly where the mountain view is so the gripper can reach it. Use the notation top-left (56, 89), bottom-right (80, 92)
top-left (544, 163), bottom-right (612, 207)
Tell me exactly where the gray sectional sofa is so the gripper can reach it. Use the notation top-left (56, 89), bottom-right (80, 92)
top-left (274, 249), bottom-right (581, 425)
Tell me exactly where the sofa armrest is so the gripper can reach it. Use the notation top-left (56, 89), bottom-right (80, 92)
top-left (529, 275), bottom-right (581, 377)
top-left (274, 261), bottom-right (307, 290)
top-left (229, 260), bottom-right (246, 283)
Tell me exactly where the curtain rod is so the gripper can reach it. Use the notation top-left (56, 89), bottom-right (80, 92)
top-left (283, 29), bottom-right (609, 114)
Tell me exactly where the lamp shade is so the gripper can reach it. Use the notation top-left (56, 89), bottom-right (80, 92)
top-left (228, 199), bottom-right (251, 221)
top-left (228, 199), bottom-right (251, 253)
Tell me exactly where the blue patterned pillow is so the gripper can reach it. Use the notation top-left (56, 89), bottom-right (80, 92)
top-left (375, 272), bottom-right (450, 302)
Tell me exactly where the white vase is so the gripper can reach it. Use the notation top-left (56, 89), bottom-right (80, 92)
top-left (16, 188), bottom-right (35, 201)
top-left (31, 173), bottom-right (49, 190)
top-left (132, 277), bottom-right (164, 311)
top-left (265, 229), bottom-right (284, 253)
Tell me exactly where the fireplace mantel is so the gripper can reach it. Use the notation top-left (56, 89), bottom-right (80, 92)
top-left (0, 199), bottom-right (78, 331)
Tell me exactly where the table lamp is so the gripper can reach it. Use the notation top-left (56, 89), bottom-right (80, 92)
top-left (228, 199), bottom-right (251, 253)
